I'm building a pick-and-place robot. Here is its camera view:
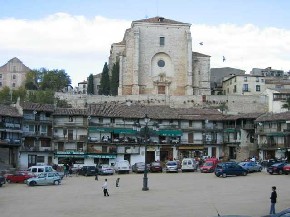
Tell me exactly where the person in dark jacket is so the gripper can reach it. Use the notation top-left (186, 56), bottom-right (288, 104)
top-left (95, 166), bottom-right (98, 181)
top-left (270, 186), bottom-right (277, 214)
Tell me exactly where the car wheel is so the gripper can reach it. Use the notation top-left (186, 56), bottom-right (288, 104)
top-left (222, 173), bottom-right (227, 178)
top-left (54, 180), bottom-right (60, 185)
top-left (242, 171), bottom-right (247, 176)
top-left (269, 172), bottom-right (273, 175)
top-left (6, 179), bottom-right (11, 183)
top-left (0, 183), bottom-right (2, 187)
top-left (259, 168), bottom-right (262, 172)
top-left (285, 172), bottom-right (288, 175)
top-left (29, 181), bottom-right (36, 186)
top-left (278, 170), bottom-right (283, 175)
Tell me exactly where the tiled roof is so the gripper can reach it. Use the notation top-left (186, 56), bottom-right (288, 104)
top-left (192, 52), bottom-right (211, 58)
top-left (224, 113), bottom-right (264, 120)
top-left (53, 108), bottom-right (87, 116)
top-left (87, 103), bottom-right (224, 120)
top-left (255, 112), bottom-right (290, 122)
top-left (88, 103), bottom-right (179, 119)
top-left (21, 102), bottom-right (55, 112)
top-left (0, 104), bottom-right (21, 117)
top-left (133, 16), bottom-right (188, 25)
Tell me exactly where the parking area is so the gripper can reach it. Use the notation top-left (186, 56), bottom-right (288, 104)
top-left (1, 170), bottom-right (290, 217)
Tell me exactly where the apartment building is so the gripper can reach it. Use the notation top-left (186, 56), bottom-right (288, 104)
top-left (222, 75), bottom-right (266, 95)
top-left (20, 103), bottom-right (54, 168)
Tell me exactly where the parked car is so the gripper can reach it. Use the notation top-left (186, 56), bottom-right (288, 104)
top-left (97, 164), bottom-right (114, 175)
top-left (26, 172), bottom-right (61, 186)
top-left (261, 207), bottom-right (290, 217)
top-left (215, 162), bottom-right (248, 178)
top-left (132, 162), bottom-right (145, 173)
top-left (238, 161), bottom-right (263, 173)
top-left (149, 161), bottom-right (163, 173)
top-left (27, 165), bottom-right (54, 176)
top-left (181, 158), bottom-right (198, 172)
top-left (267, 162), bottom-right (287, 175)
top-left (114, 160), bottom-right (131, 174)
top-left (165, 161), bottom-right (179, 173)
top-left (200, 158), bottom-right (219, 173)
top-left (6, 172), bottom-right (35, 183)
top-left (78, 166), bottom-right (96, 176)
top-left (282, 164), bottom-right (290, 175)
top-left (0, 175), bottom-right (6, 187)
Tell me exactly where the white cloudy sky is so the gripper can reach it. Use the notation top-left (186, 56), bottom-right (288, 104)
top-left (0, 0), bottom-right (290, 86)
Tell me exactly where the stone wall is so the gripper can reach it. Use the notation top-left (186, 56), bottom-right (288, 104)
top-left (55, 92), bottom-right (268, 114)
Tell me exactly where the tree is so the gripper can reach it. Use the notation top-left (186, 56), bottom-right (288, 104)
top-left (0, 87), bottom-right (12, 104)
top-left (87, 74), bottom-right (95, 95)
top-left (26, 90), bottom-right (55, 104)
top-left (40, 69), bottom-right (71, 91)
top-left (282, 98), bottom-right (290, 111)
top-left (110, 62), bottom-right (119, 96)
top-left (25, 70), bottom-right (39, 90)
top-left (219, 102), bottom-right (228, 114)
top-left (99, 62), bottom-right (110, 95)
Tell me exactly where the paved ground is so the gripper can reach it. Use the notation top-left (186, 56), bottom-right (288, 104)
top-left (0, 170), bottom-right (289, 217)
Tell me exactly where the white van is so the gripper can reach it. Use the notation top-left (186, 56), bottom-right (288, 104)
top-left (114, 160), bottom-right (131, 174)
top-left (181, 158), bottom-right (198, 172)
top-left (27, 165), bottom-right (54, 176)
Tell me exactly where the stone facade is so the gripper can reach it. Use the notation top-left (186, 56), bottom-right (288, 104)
top-left (0, 57), bottom-right (30, 90)
top-left (109, 17), bottom-right (211, 96)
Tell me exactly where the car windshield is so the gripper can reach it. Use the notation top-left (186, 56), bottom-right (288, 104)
top-left (167, 161), bottom-right (177, 166)
top-left (204, 162), bottom-right (213, 166)
top-left (239, 162), bottom-right (247, 166)
top-left (272, 163), bottom-right (282, 166)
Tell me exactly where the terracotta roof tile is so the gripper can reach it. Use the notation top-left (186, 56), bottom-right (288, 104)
top-left (255, 112), bottom-right (290, 122)
top-left (133, 16), bottom-right (188, 25)
top-left (21, 102), bottom-right (55, 112)
top-left (0, 104), bottom-right (21, 117)
top-left (53, 108), bottom-right (87, 116)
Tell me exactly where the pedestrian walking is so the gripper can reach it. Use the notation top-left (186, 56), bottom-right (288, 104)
top-left (102, 179), bottom-right (109, 196)
top-left (270, 186), bottom-right (277, 214)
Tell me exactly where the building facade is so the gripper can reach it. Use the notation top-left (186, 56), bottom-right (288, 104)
top-left (0, 57), bottom-right (30, 90)
top-left (222, 75), bottom-right (266, 95)
top-left (109, 17), bottom-right (211, 96)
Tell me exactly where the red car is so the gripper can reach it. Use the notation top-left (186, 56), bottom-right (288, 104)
top-left (6, 172), bottom-right (35, 183)
top-left (283, 163), bottom-right (290, 175)
top-left (149, 162), bottom-right (163, 172)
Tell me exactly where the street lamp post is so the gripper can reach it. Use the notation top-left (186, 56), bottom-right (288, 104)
top-left (134, 114), bottom-right (157, 191)
top-left (142, 114), bottom-right (150, 191)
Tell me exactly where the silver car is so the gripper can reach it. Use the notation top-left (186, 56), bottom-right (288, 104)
top-left (26, 172), bottom-right (61, 186)
top-left (98, 164), bottom-right (114, 175)
top-left (165, 161), bottom-right (179, 173)
top-left (238, 161), bottom-right (263, 172)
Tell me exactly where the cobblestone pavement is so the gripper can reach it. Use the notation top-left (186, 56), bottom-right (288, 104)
top-left (1, 170), bottom-right (289, 217)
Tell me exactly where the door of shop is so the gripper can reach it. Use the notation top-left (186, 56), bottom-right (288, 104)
top-left (28, 154), bottom-right (37, 168)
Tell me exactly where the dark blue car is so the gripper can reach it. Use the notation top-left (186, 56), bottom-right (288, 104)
top-left (215, 162), bottom-right (248, 178)
top-left (267, 162), bottom-right (287, 175)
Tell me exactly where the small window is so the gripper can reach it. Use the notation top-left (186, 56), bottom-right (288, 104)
top-left (0, 74), bottom-right (2, 79)
top-left (256, 85), bottom-right (260, 92)
top-left (0, 82), bottom-right (2, 87)
top-left (256, 77), bottom-right (259, 82)
top-left (158, 60), bottom-right (165, 67)
top-left (37, 156), bottom-right (45, 163)
top-left (160, 37), bottom-right (165, 46)
top-left (12, 83), bottom-right (16, 87)
top-left (69, 116), bottom-right (73, 122)
top-left (13, 74), bottom-right (16, 79)
top-left (244, 77), bottom-right (247, 82)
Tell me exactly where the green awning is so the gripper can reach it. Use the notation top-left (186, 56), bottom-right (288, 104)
top-left (267, 132), bottom-right (285, 137)
top-left (86, 154), bottom-right (117, 159)
top-left (89, 127), bottom-right (113, 133)
top-left (158, 129), bottom-right (183, 136)
top-left (113, 128), bottom-right (136, 134)
top-left (224, 128), bottom-right (237, 133)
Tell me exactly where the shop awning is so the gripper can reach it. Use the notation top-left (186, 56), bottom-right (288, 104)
top-left (86, 154), bottom-right (117, 159)
top-left (266, 132), bottom-right (285, 137)
top-left (224, 128), bottom-right (238, 133)
top-left (113, 128), bottom-right (136, 134)
top-left (89, 127), bottom-right (113, 133)
top-left (158, 129), bottom-right (183, 137)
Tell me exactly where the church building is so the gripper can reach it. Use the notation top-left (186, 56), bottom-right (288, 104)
top-left (109, 16), bottom-right (211, 96)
